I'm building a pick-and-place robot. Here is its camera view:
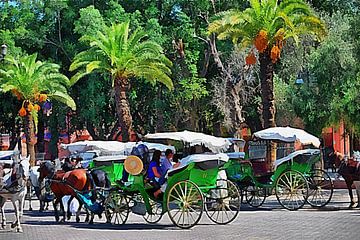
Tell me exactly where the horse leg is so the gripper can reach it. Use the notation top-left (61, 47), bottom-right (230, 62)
top-left (76, 201), bottom-right (83, 223)
top-left (346, 179), bottom-right (356, 208)
top-left (16, 197), bottom-right (25, 233)
top-left (59, 199), bottom-right (66, 223)
top-left (0, 197), bottom-right (6, 229)
top-left (354, 181), bottom-right (360, 208)
top-left (10, 200), bottom-right (22, 232)
top-left (53, 198), bottom-right (60, 222)
top-left (67, 196), bottom-right (74, 220)
top-left (28, 185), bottom-right (32, 211)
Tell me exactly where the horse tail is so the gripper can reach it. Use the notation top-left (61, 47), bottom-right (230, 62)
top-left (85, 171), bottom-right (96, 192)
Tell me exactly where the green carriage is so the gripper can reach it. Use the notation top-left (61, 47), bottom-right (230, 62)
top-left (104, 131), bottom-right (241, 229)
top-left (226, 127), bottom-right (334, 210)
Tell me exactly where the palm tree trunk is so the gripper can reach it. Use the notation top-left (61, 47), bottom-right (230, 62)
top-left (259, 52), bottom-right (276, 128)
top-left (25, 114), bottom-right (36, 166)
top-left (259, 52), bottom-right (276, 171)
top-left (114, 76), bottom-right (132, 142)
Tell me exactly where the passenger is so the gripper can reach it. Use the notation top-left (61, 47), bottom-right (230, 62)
top-left (172, 154), bottom-right (181, 169)
top-left (147, 150), bottom-right (162, 198)
top-left (160, 149), bottom-right (174, 175)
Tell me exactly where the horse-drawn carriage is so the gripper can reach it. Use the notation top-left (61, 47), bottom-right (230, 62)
top-left (226, 127), bottom-right (334, 210)
top-left (96, 131), bottom-right (241, 229)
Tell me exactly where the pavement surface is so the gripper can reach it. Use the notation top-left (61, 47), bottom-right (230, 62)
top-left (1, 189), bottom-right (360, 240)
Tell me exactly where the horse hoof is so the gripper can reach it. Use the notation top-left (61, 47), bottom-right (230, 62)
top-left (1, 224), bottom-right (6, 229)
top-left (29, 208), bottom-right (33, 211)
top-left (76, 217), bottom-right (80, 223)
top-left (350, 202), bottom-right (356, 208)
top-left (17, 227), bottom-right (23, 233)
top-left (11, 223), bottom-right (17, 228)
top-left (55, 216), bottom-right (60, 222)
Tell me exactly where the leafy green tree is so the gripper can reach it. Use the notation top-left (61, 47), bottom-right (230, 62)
top-left (0, 53), bottom-right (75, 165)
top-left (209, 0), bottom-right (326, 129)
top-left (70, 22), bottom-right (173, 141)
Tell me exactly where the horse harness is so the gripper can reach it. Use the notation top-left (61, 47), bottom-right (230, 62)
top-left (0, 160), bottom-right (26, 193)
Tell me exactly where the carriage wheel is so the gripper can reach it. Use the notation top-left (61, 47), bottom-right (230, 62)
top-left (167, 180), bottom-right (203, 229)
top-left (245, 185), bottom-right (266, 208)
top-left (306, 169), bottom-right (333, 208)
top-left (205, 179), bottom-right (241, 225)
top-left (105, 191), bottom-right (130, 225)
top-left (275, 170), bottom-right (309, 211)
top-left (143, 199), bottom-right (163, 224)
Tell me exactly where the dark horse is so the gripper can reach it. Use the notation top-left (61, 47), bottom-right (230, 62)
top-left (38, 161), bottom-right (110, 223)
top-left (335, 152), bottom-right (360, 207)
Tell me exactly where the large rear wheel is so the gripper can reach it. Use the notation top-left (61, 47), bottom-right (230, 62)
top-left (167, 180), bottom-right (203, 229)
top-left (104, 191), bottom-right (130, 225)
top-left (275, 170), bottom-right (308, 211)
top-left (306, 169), bottom-right (333, 207)
top-left (204, 179), bottom-right (241, 225)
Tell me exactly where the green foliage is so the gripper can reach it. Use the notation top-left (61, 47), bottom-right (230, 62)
top-left (74, 5), bottom-right (105, 37)
top-left (70, 22), bottom-right (173, 90)
top-left (0, 53), bottom-right (75, 110)
top-left (209, 0), bottom-right (326, 50)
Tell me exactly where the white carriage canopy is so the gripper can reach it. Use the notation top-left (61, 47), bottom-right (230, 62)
top-left (60, 141), bottom-right (175, 156)
top-left (253, 127), bottom-right (321, 148)
top-left (144, 130), bottom-right (232, 153)
top-left (274, 149), bottom-right (320, 169)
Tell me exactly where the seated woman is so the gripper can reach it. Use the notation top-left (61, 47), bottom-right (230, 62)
top-left (147, 150), bottom-right (162, 198)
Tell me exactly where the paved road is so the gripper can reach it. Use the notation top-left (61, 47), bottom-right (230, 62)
top-left (1, 190), bottom-right (359, 240)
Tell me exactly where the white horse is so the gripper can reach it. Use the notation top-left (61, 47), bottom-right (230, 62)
top-left (0, 155), bottom-right (30, 232)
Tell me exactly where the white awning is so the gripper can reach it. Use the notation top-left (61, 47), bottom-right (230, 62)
top-left (253, 127), bottom-right (320, 147)
top-left (144, 130), bottom-right (231, 153)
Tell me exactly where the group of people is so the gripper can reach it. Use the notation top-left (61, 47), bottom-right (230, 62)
top-left (147, 149), bottom-right (180, 198)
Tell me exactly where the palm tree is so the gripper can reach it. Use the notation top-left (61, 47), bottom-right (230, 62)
top-left (70, 22), bottom-right (173, 142)
top-left (209, 0), bottom-right (326, 128)
top-left (0, 53), bottom-right (76, 166)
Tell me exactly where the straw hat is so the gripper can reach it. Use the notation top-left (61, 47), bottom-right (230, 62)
top-left (124, 155), bottom-right (143, 175)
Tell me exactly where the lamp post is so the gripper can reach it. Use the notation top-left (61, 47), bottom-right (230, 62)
top-left (0, 44), bottom-right (7, 61)
top-left (295, 74), bottom-right (304, 85)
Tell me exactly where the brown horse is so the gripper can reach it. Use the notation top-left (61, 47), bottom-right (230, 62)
top-left (38, 161), bottom-right (93, 222)
top-left (335, 152), bottom-right (360, 207)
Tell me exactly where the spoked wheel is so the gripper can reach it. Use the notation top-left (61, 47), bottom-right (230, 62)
top-left (105, 191), bottom-right (130, 225)
top-left (275, 170), bottom-right (309, 211)
top-left (245, 185), bottom-right (266, 208)
top-left (306, 169), bottom-right (334, 208)
top-left (167, 180), bottom-right (203, 229)
top-left (143, 199), bottom-right (163, 224)
top-left (204, 179), bottom-right (241, 225)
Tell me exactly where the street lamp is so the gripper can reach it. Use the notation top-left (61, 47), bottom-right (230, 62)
top-left (0, 44), bottom-right (7, 61)
top-left (295, 73), bottom-right (304, 85)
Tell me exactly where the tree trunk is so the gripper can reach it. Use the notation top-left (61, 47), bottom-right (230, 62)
top-left (259, 52), bottom-right (276, 128)
top-left (25, 113), bottom-right (36, 166)
top-left (114, 76), bottom-right (132, 142)
top-left (259, 51), bottom-right (277, 170)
